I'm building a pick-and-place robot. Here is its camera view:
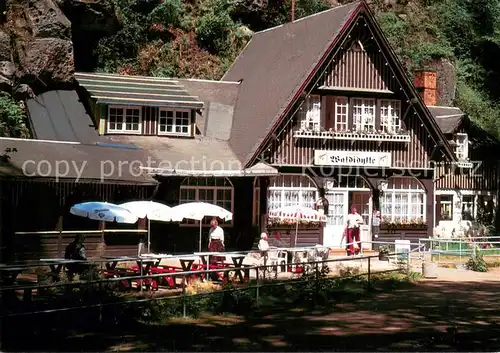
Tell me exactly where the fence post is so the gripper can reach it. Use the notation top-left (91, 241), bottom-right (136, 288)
top-left (182, 275), bottom-right (187, 318)
top-left (459, 240), bottom-right (462, 261)
top-left (255, 266), bottom-right (260, 301)
top-left (367, 257), bottom-right (371, 290)
top-left (315, 261), bottom-right (319, 303)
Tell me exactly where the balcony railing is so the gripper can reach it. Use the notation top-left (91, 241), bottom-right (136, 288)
top-left (293, 128), bottom-right (411, 142)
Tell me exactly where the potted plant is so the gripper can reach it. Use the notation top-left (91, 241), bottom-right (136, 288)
top-left (378, 245), bottom-right (390, 261)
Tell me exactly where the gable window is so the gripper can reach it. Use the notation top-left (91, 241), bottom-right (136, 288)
top-left (180, 177), bottom-right (233, 225)
top-left (158, 109), bottom-right (191, 136)
top-left (108, 106), bottom-right (141, 133)
top-left (334, 97), bottom-right (349, 131)
top-left (455, 133), bottom-right (468, 160)
top-left (299, 95), bottom-right (321, 131)
top-left (268, 174), bottom-right (318, 211)
top-left (352, 98), bottom-right (375, 132)
top-left (381, 177), bottom-right (425, 223)
top-left (380, 100), bottom-right (401, 133)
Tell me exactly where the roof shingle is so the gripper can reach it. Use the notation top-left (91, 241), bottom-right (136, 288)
top-left (223, 1), bottom-right (361, 165)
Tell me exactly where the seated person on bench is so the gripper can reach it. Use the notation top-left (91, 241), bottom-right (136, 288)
top-left (64, 234), bottom-right (88, 280)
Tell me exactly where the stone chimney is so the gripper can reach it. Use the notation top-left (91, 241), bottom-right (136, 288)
top-left (414, 70), bottom-right (437, 106)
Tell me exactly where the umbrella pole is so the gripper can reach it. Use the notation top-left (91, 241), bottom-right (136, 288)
top-left (295, 216), bottom-right (299, 247)
top-left (199, 221), bottom-right (202, 252)
top-left (148, 217), bottom-right (151, 253)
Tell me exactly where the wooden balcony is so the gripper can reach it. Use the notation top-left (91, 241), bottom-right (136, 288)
top-left (293, 129), bottom-right (411, 143)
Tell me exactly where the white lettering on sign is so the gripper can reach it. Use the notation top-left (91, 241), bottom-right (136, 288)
top-left (314, 150), bottom-right (392, 167)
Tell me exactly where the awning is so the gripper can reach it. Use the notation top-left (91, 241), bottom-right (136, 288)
top-left (75, 72), bottom-right (204, 109)
top-left (140, 163), bottom-right (279, 177)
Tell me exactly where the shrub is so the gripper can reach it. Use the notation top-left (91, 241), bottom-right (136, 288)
top-left (0, 93), bottom-right (29, 138)
top-left (466, 251), bottom-right (488, 272)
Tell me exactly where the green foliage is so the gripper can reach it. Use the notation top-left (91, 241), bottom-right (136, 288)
top-left (0, 93), bottom-right (28, 138)
top-left (149, 0), bottom-right (184, 28)
top-left (195, 0), bottom-right (238, 54)
top-left (467, 251), bottom-right (488, 272)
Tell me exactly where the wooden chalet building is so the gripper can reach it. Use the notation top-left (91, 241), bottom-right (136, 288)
top-left (1, 0), bottom-right (499, 261)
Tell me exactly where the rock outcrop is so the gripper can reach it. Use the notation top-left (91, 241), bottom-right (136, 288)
top-left (2, 0), bottom-right (74, 94)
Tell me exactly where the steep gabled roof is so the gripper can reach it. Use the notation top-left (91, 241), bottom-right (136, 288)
top-left (428, 106), bottom-right (465, 134)
top-left (224, 0), bottom-right (456, 167)
top-left (223, 1), bottom-right (361, 166)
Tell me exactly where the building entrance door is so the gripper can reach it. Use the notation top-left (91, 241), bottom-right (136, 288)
top-left (324, 191), bottom-right (348, 247)
top-left (350, 191), bottom-right (372, 249)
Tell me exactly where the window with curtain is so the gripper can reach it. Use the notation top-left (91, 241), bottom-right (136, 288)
top-left (380, 177), bottom-right (425, 222)
top-left (179, 177), bottom-right (233, 225)
top-left (455, 133), bottom-right (469, 160)
top-left (268, 174), bottom-right (318, 211)
top-left (380, 100), bottom-right (401, 133)
top-left (298, 95), bottom-right (321, 131)
top-left (352, 98), bottom-right (375, 132)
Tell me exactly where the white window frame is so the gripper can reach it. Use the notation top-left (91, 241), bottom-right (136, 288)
top-left (455, 133), bottom-right (469, 160)
top-left (334, 97), bottom-right (349, 132)
top-left (107, 105), bottom-right (142, 134)
top-left (158, 108), bottom-right (192, 136)
top-left (381, 177), bottom-right (426, 223)
top-left (352, 98), bottom-right (376, 132)
top-left (268, 174), bottom-right (318, 212)
top-left (179, 177), bottom-right (234, 226)
top-left (299, 95), bottom-right (321, 132)
top-left (379, 99), bottom-right (401, 133)
top-left (439, 195), bottom-right (453, 221)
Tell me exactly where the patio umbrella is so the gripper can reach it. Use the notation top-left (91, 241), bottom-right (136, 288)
top-left (70, 201), bottom-right (138, 224)
top-left (268, 206), bottom-right (327, 247)
top-left (120, 201), bottom-right (172, 252)
top-left (168, 202), bottom-right (233, 252)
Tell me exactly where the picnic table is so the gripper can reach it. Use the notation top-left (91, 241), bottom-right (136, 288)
top-left (194, 252), bottom-right (248, 282)
top-left (276, 247), bottom-right (316, 272)
top-left (0, 265), bottom-right (28, 285)
top-left (39, 258), bottom-right (86, 281)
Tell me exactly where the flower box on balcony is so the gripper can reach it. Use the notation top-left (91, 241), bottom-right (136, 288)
top-left (380, 223), bottom-right (428, 230)
top-left (293, 129), bottom-right (333, 139)
top-left (332, 131), bottom-right (410, 142)
top-left (293, 129), bottom-right (410, 142)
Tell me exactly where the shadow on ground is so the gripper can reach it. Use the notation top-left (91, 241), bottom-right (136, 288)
top-left (2, 280), bottom-right (500, 351)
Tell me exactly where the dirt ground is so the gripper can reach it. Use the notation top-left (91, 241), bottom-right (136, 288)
top-left (2, 267), bottom-right (499, 352)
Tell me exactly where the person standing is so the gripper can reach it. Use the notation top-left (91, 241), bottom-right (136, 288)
top-left (342, 206), bottom-right (363, 256)
top-left (208, 218), bottom-right (225, 263)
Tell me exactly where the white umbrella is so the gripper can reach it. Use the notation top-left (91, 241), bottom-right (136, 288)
top-left (268, 206), bottom-right (327, 247)
top-left (70, 201), bottom-right (138, 224)
top-left (120, 201), bottom-right (172, 252)
top-left (169, 202), bottom-right (233, 251)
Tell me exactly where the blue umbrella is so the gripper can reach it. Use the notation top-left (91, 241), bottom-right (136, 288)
top-left (70, 202), bottom-right (138, 224)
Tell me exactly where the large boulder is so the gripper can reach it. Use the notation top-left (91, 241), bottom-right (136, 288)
top-left (0, 61), bottom-right (16, 78)
top-left (0, 29), bottom-right (11, 61)
top-left (16, 38), bottom-right (74, 85)
top-left (24, 0), bottom-right (71, 39)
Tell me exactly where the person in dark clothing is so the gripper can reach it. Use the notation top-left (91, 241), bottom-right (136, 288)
top-left (64, 234), bottom-right (88, 280)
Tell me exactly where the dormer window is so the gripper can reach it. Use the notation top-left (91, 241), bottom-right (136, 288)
top-left (108, 106), bottom-right (141, 134)
top-left (299, 95), bottom-right (321, 131)
top-left (158, 108), bottom-right (191, 136)
top-left (455, 133), bottom-right (468, 160)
